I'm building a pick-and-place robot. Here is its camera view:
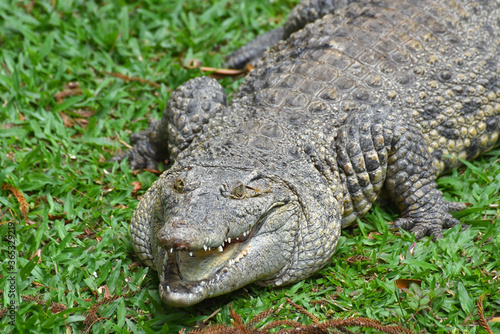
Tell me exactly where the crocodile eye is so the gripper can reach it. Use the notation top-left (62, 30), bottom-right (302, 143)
top-left (173, 178), bottom-right (185, 193)
top-left (231, 183), bottom-right (246, 199)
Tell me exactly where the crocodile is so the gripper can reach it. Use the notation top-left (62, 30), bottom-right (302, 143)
top-left (118, 0), bottom-right (500, 307)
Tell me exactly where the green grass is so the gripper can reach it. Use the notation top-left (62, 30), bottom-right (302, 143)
top-left (0, 0), bottom-right (499, 333)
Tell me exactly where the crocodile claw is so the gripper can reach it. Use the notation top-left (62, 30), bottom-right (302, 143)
top-left (393, 201), bottom-right (468, 240)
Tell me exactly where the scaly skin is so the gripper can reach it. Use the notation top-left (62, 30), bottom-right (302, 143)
top-left (119, 0), bottom-right (500, 307)
top-left (225, 0), bottom-right (357, 69)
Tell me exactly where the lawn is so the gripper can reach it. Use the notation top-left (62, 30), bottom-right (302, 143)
top-left (0, 0), bottom-right (499, 333)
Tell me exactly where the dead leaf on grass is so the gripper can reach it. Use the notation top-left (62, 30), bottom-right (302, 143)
top-left (59, 108), bottom-right (94, 129)
top-left (29, 249), bottom-right (42, 264)
top-left (58, 111), bottom-right (74, 127)
top-left (395, 278), bottom-right (422, 289)
top-left (77, 227), bottom-right (96, 240)
top-left (142, 168), bottom-right (163, 175)
top-left (346, 255), bottom-right (371, 263)
top-left (2, 183), bottom-right (28, 220)
top-left (97, 285), bottom-right (111, 299)
top-left (48, 213), bottom-right (71, 224)
top-left (49, 302), bottom-right (67, 314)
top-left (183, 59), bottom-right (249, 77)
top-left (477, 294), bottom-right (494, 334)
top-left (55, 85), bottom-right (82, 104)
top-left (102, 70), bottom-right (160, 88)
top-left (131, 181), bottom-right (142, 193)
top-left (73, 108), bottom-right (95, 118)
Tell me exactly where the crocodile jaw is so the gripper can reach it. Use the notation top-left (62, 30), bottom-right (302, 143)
top-left (155, 203), bottom-right (298, 307)
top-left (158, 241), bottom-right (250, 307)
top-left (159, 278), bottom-right (206, 307)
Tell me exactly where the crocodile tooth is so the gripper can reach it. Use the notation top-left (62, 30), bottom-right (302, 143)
top-left (234, 257), bottom-right (239, 263)
top-left (166, 285), bottom-right (171, 293)
top-left (208, 247), bottom-right (211, 251)
top-left (229, 259), bottom-right (234, 266)
top-left (218, 246), bottom-right (223, 252)
top-left (189, 251), bottom-right (193, 257)
top-left (236, 237), bottom-right (239, 241)
top-left (203, 245), bottom-right (208, 251)
top-left (169, 248), bottom-right (173, 253)
top-left (228, 237), bottom-right (231, 243)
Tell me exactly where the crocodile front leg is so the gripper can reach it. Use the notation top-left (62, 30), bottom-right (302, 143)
top-left (336, 108), bottom-right (466, 239)
top-left (384, 117), bottom-right (467, 239)
top-left (114, 76), bottom-right (227, 169)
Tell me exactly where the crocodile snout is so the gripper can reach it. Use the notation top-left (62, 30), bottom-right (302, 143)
top-left (157, 220), bottom-right (196, 250)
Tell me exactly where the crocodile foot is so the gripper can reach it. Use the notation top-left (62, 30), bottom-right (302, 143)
top-left (393, 201), bottom-right (468, 240)
top-left (113, 120), bottom-right (167, 170)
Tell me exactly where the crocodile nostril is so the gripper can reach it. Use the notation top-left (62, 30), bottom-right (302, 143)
top-left (158, 233), bottom-right (190, 249)
top-left (172, 220), bottom-right (187, 228)
top-left (157, 220), bottom-right (194, 249)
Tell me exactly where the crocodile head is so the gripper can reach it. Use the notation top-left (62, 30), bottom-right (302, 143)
top-left (148, 165), bottom-right (303, 307)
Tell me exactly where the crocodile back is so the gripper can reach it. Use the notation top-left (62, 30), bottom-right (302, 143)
top-left (206, 0), bottom-right (500, 175)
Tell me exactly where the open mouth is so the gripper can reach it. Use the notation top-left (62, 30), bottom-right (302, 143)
top-left (160, 224), bottom-right (255, 290)
top-left (157, 201), bottom-right (290, 307)
top-left (174, 227), bottom-right (252, 282)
